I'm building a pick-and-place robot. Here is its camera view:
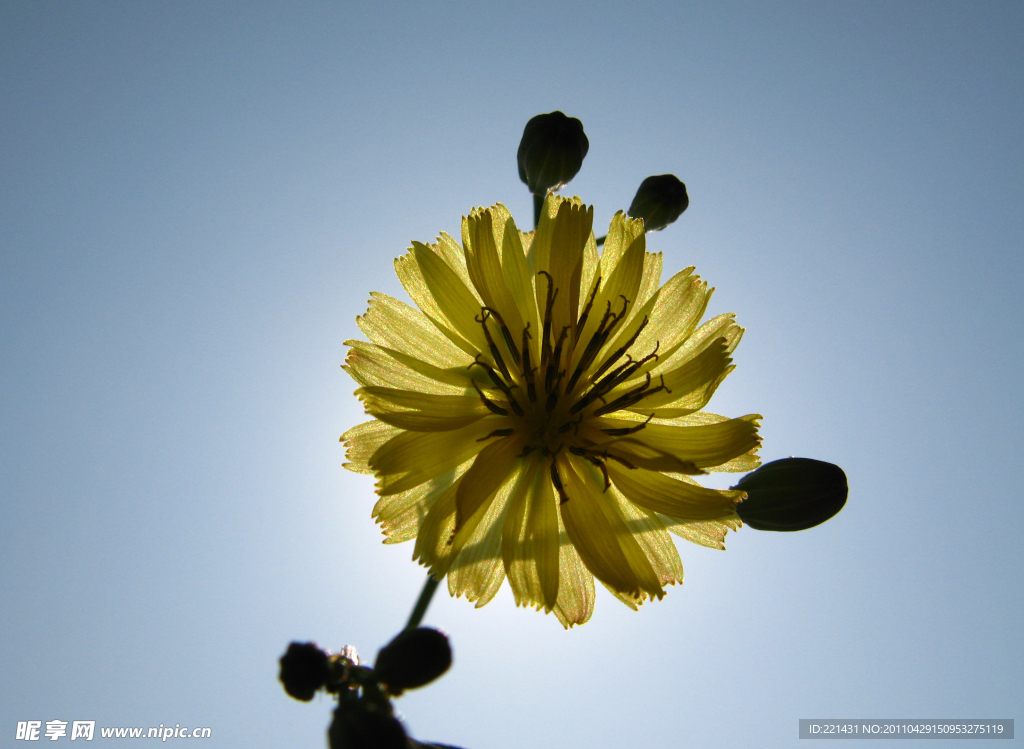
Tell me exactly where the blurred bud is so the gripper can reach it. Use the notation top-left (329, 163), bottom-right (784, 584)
top-left (374, 627), bottom-right (452, 694)
top-left (735, 458), bottom-right (848, 531)
top-left (627, 174), bottom-right (689, 232)
top-left (329, 704), bottom-right (407, 749)
top-left (517, 111), bottom-right (589, 194)
top-left (279, 642), bottom-right (332, 701)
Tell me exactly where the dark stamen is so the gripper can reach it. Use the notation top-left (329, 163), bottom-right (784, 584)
top-left (477, 428), bottom-right (515, 441)
top-left (482, 306), bottom-right (520, 366)
top-left (575, 277), bottom-right (601, 339)
top-left (545, 325), bottom-right (570, 395)
top-left (558, 414), bottom-right (583, 433)
top-left (521, 324), bottom-right (537, 403)
top-left (538, 271), bottom-right (558, 372)
top-left (590, 315), bottom-right (649, 384)
top-left (476, 309), bottom-right (513, 384)
top-left (471, 380), bottom-right (509, 416)
top-left (600, 413), bottom-right (655, 436)
top-left (605, 452), bottom-right (636, 470)
top-left (550, 461), bottom-right (569, 504)
top-left (585, 456), bottom-right (611, 491)
top-left (570, 354), bottom-right (641, 415)
top-left (593, 374), bottom-right (670, 417)
top-left (469, 355), bottom-right (524, 416)
top-left (565, 297), bottom-right (629, 395)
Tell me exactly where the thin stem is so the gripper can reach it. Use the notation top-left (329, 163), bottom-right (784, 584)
top-left (595, 234), bottom-right (607, 247)
top-left (533, 193), bottom-right (544, 230)
top-left (404, 574), bottom-right (439, 630)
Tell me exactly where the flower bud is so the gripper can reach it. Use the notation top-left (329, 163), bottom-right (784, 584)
top-left (735, 458), bottom-right (848, 531)
top-left (374, 627), bottom-right (452, 694)
top-left (627, 174), bottom-right (689, 232)
top-left (517, 111), bottom-right (589, 194)
top-left (329, 703), bottom-right (407, 749)
top-left (279, 642), bottom-right (331, 701)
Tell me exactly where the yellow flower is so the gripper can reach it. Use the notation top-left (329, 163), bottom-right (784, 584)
top-left (342, 195), bottom-right (761, 627)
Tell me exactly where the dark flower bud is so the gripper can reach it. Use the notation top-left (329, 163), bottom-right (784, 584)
top-left (627, 174), bottom-right (689, 232)
top-left (329, 703), bottom-right (407, 749)
top-left (735, 458), bottom-right (848, 531)
top-left (517, 111), bottom-right (589, 194)
top-left (279, 641), bottom-right (331, 701)
top-left (374, 627), bottom-right (452, 694)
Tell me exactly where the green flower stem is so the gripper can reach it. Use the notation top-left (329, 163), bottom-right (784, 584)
top-left (533, 193), bottom-right (544, 230)
top-left (595, 234), bottom-right (607, 247)
top-left (405, 575), bottom-right (439, 630)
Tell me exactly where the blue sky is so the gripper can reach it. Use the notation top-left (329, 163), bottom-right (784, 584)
top-left (2, 2), bottom-right (1021, 747)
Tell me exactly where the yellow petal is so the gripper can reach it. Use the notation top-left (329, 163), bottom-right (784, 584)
top-left (410, 241), bottom-right (491, 355)
top-left (447, 465), bottom-right (518, 607)
top-left (341, 419), bottom-right (402, 474)
top-left (597, 211), bottom-right (644, 280)
top-left (462, 207), bottom-right (527, 343)
top-left (598, 214), bottom-right (646, 320)
top-left (357, 292), bottom-right (470, 369)
top-left (619, 337), bottom-right (734, 417)
top-left (570, 218), bottom-right (646, 374)
top-left (345, 339), bottom-right (494, 392)
top-left (344, 340), bottom-right (467, 394)
top-left (622, 270), bottom-right (707, 380)
top-left (502, 456), bottom-right (559, 612)
top-left (454, 433), bottom-right (526, 531)
top-left (489, 204), bottom-right (541, 349)
top-left (552, 509), bottom-right (595, 628)
top-left (577, 230), bottom-right (599, 320)
top-left (556, 454), bottom-right (664, 601)
top-left (607, 413), bottom-right (761, 472)
top-left (714, 447), bottom-right (763, 473)
top-left (532, 195), bottom-right (593, 338)
top-left (606, 461), bottom-right (742, 521)
top-left (435, 231), bottom-right (475, 289)
top-left (616, 499), bottom-right (684, 589)
top-left (372, 465), bottom-right (466, 544)
top-left (412, 478), bottom-right (459, 572)
top-left (357, 386), bottom-right (489, 432)
top-left (634, 251), bottom-right (664, 313)
top-left (662, 516), bottom-right (741, 550)
top-left (369, 419), bottom-right (504, 495)
top-left (646, 314), bottom-right (742, 383)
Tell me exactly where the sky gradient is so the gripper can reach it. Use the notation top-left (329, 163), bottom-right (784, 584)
top-left (2, 2), bottom-right (1021, 747)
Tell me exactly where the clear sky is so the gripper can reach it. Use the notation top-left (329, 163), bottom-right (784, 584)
top-left (2, 2), bottom-right (1021, 747)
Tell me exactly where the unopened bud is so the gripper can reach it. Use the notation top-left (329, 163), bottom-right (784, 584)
top-left (329, 704), bottom-right (407, 749)
top-left (517, 111), bottom-right (589, 194)
top-left (374, 627), bottom-right (452, 694)
top-left (627, 174), bottom-right (689, 232)
top-left (279, 642), bottom-right (331, 701)
top-left (735, 458), bottom-right (848, 531)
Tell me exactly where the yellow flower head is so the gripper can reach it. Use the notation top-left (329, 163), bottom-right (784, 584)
top-left (342, 195), bottom-right (761, 627)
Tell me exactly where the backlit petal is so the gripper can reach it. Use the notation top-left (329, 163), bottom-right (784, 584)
top-left (357, 292), bottom-right (470, 369)
top-left (357, 386), bottom-right (489, 431)
top-left (502, 456), bottom-right (559, 612)
top-left (557, 454), bottom-right (664, 601)
top-left (341, 419), bottom-right (402, 475)
top-left (369, 419), bottom-right (504, 495)
top-left (607, 462), bottom-right (742, 521)
top-left (447, 465), bottom-right (518, 607)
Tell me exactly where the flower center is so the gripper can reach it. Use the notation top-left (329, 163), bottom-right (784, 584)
top-left (469, 273), bottom-right (669, 497)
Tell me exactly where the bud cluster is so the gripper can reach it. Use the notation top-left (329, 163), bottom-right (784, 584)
top-left (516, 111), bottom-right (690, 236)
top-left (279, 628), bottom-right (453, 749)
